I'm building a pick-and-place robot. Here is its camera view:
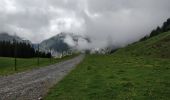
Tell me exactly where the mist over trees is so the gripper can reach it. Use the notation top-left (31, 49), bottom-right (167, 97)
top-left (0, 41), bottom-right (51, 58)
top-left (141, 18), bottom-right (170, 41)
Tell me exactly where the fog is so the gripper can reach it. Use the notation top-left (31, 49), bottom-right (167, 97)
top-left (0, 0), bottom-right (170, 49)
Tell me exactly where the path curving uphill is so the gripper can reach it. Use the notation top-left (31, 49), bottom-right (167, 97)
top-left (0, 54), bottom-right (84, 100)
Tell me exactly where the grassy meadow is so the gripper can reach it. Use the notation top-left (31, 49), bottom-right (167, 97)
top-left (0, 54), bottom-right (78, 76)
top-left (45, 31), bottom-right (170, 100)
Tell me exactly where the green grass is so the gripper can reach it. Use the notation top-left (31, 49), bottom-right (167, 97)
top-left (0, 54), bottom-right (79, 76)
top-left (117, 31), bottom-right (170, 58)
top-left (45, 31), bottom-right (170, 100)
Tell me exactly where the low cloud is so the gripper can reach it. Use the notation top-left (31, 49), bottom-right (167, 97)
top-left (63, 34), bottom-right (91, 51)
top-left (0, 0), bottom-right (170, 49)
top-left (64, 35), bottom-right (76, 47)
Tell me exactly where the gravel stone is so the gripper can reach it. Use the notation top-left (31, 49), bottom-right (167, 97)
top-left (0, 54), bottom-right (84, 100)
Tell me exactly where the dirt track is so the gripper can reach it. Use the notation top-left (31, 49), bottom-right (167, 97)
top-left (0, 54), bottom-right (84, 100)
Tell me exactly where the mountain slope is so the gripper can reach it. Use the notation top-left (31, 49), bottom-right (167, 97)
top-left (40, 33), bottom-right (91, 53)
top-left (40, 33), bottom-right (69, 53)
top-left (116, 31), bottom-right (170, 58)
top-left (0, 32), bottom-right (31, 44)
top-left (0, 33), bottom-right (22, 41)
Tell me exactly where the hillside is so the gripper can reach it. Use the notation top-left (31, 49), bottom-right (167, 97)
top-left (0, 32), bottom-right (31, 44)
top-left (40, 33), bottom-right (91, 53)
top-left (116, 31), bottom-right (170, 58)
top-left (40, 33), bottom-right (69, 53)
top-left (45, 31), bottom-right (170, 100)
top-left (0, 33), bottom-right (21, 41)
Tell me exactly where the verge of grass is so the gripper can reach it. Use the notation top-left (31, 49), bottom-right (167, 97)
top-left (0, 54), bottom-right (79, 76)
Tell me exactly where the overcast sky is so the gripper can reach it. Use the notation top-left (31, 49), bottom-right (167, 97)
top-left (0, 0), bottom-right (170, 48)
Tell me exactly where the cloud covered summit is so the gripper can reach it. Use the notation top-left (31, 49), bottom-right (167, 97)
top-left (0, 0), bottom-right (170, 49)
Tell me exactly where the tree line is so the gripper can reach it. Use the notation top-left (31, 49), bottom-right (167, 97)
top-left (0, 41), bottom-right (51, 58)
top-left (140, 18), bottom-right (170, 41)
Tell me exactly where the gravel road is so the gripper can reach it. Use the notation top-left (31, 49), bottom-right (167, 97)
top-left (0, 54), bottom-right (84, 100)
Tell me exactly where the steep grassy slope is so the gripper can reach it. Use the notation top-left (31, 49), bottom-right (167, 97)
top-left (116, 31), bottom-right (170, 58)
top-left (45, 31), bottom-right (170, 100)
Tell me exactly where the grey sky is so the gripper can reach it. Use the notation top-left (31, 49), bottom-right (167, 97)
top-left (0, 0), bottom-right (170, 48)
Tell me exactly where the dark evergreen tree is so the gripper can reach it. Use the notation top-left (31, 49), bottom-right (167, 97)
top-left (161, 18), bottom-right (170, 32)
top-left (139, 18), bottom-right (170, 42)
top-left (150, 27), bottom-right (162, 37)
top-left (0, 41), bottom-right (51, 58)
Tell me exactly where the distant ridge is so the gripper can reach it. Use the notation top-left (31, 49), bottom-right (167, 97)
top-left (40, 32), bottom-right (91, 53)
top-left (0, 32), bottom-right (31, 44)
